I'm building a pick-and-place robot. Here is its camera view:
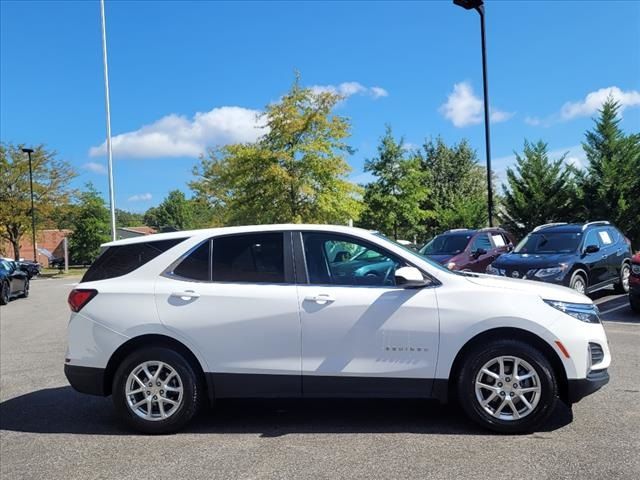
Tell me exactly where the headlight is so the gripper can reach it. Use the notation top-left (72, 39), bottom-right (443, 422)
top-left (534, 264), bottom-right (568, 278)
top-left (543, 299), bottom-right (600, 323)
top-left (632, 264), bottom-right (640, 275)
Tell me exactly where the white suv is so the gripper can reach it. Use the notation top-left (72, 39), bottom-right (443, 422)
top-left (65, 224), bottom-right (610, 434)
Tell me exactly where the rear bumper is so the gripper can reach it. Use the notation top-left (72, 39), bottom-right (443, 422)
top-left (567, 369), bottom-right (609, 403)
top-left (64, 364), bottom-right (107, 396)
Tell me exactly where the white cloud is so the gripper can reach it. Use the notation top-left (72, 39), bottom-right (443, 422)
top-left (439, 81), bottom-right (513, 127)
top-left (560, 86), bottom-right (640, 120)
top-left (89, 106), bottom-right (264, 159)
top-left (309, 82), bottom-right (388, 100)
top-left (524, 116), bottom-right (542, 126)
top-left (128, 193), bottom-right (152, 202)
top-left (82, 162), bottom-right (107, 175)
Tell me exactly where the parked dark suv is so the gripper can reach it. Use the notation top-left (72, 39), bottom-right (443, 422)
top-left (487, 221), bottom-right (632, 294)
top-left (419, 228), bottom-right (514, 273)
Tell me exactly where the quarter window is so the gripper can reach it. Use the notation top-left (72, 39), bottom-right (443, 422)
top-left (302, 232), bottom-right (402, 286)
top-left (172, 240), bottom-right (211, 281)
top-left (212, 233), bottom-right (285, 283)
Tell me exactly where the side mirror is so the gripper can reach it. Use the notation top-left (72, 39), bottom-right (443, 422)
top-left (473, 248), bottom-right (487, 258)
top-left (395, 266), bottom-right (428, 288)
top-left (584, 244), bottom-right (600, 254)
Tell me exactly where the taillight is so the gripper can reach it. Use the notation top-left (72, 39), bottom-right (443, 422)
top-left (68, 289), bottom-right (98, 312)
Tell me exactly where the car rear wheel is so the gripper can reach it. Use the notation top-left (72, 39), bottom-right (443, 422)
top-left (457, 339), bottom-right (559, 434)
top-left (112, 347), bottom-right (202, 434)
top-left (0, 282), bottom-right (9, 305)
top-left (614, 263), bottom-right (630, 294)
top-left (569, 271), bottom-right (587, 294)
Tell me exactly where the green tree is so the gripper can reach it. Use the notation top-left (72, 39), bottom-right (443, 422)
top-left (578, 98), bottom-right (640, 247)
top-left (69, 184), bottom-right (110, 264)
top-left (418, 137), bottom-right (488, 238)
top-left (0, 143), bottom-right (76, 259)
top-left (144, 190), bottom-right (193, 231)
top-left (190, 75), bottom-right (362, 225)
top-left (115, 209), bottom-right (144, 227)
top-left (500, 140), bottom-right (578, 239)
top-left (359, 126), bottom-right (429, 240)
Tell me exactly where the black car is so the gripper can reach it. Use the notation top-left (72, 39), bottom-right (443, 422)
top-left (486, 221), bottom-right (632, 294)
top-left (16, 260), bottom-right (41, 278)
top-left (0, 259), bottom-right (30, 305)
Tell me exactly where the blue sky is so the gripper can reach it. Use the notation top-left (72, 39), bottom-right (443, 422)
top-left (2, 0), bottom-right (639, 213)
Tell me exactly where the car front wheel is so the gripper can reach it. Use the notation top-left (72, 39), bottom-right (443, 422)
top-left (569, 271), bottom-right (587, 294)
top-left (112, 347), bottom-right (202, 434)
top-left (457, 339), bottom-right (559, 433)
top-left (20, 279), bottom-right (29, 298)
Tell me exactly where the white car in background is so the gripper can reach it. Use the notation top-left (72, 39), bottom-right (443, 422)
top-left (65, 224), bottom-right (610, 434)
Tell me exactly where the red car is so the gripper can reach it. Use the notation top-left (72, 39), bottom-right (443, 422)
top-left (630, 253), bottom-right (640, 313)
top-left (419, 228), bottom-right (515, 273)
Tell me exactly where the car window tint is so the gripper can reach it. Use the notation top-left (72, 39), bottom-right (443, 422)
top-left (584, 230), bottom-right (599, 248)
top-left (303, 232), bottom-right (402, 286)
top-left (0, 260), bottom-right (8, 271)
top-left (491, 233), bottom-right (506, 247)
top-left (82, 238), bottom-right (187, 282)
top-left (212, 233), bottom-right (284, 283)
top-left (172, 240), bottom-right (211, 281)
top-left (472, 234), bottom-right (492, 251)
top-left (606, 228), bottom-right (619, 243)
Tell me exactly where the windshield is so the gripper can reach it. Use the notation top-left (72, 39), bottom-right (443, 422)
top-left (374, 233), bottom-right (451, 274)
top-left (514, 232), bottom-right (582, 254)
top-left (419, 234), bottom-right (471, 255)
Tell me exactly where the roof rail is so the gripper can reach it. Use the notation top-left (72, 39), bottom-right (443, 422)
top-left (533, 222), bottom-right (567, 232)
top-left (446, 228), bottom-right (471, 233)
top-left (582, 221), bottom-right (610, 231)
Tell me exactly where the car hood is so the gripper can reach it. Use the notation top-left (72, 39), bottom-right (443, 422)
top-left (492, 252), bottom-right (575, 269)
top-left (463, 273), bottom-right (590, 304)
top-left (424, 254), bottom-right (454, 264)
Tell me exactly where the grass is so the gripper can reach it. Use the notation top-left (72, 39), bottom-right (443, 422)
top-left (38, 267), bottom-right (88, 279)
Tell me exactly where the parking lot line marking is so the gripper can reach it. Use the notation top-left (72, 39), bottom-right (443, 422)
top-left (600, 304), bottom-right (631, 315)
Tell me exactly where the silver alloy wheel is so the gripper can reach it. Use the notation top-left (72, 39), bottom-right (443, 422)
top-left (573, 277), bottom-right (586, 294)
top-left (622, 265), bottom-right (630, 291)
top-left (475, 355), bottom-right (541, 421)
top-left (125, 361), bottom-right (183, 421)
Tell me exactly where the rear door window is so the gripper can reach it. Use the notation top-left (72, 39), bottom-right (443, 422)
top-left (212, 233), bottom-right (285, 283)
top-left (82, 238), bottom-right (186, 282)
top-left (471, 234), bottom-right (492, 252)
top-left (171, 240), bottom-right (211, 281)
top-left (491, 233), bottom-right (506, 247)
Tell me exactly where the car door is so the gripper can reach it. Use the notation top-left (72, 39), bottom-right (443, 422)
top-left (155, 231), bottom-right (302, 397)
top-left (582, 229), bottom-right (608, 286)
top-left (601, 227), bottom-right (624, 281)
top-left (466, 233), bottom-right (494, 273)
top-left (7, 262), bottom-right (26, 294)
top-left (295, 231), bottom-right (439, 397)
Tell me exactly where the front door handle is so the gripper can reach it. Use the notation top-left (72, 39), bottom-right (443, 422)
top-left (171, 290), bottom-right (200, 299)
top-left (304, 293), bottom-right (335, 304)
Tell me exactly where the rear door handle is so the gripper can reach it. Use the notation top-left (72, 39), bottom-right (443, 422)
top-left (171, 290), bottom-right (200, 299)
top-left (304, 293), bottom-right (335, 304)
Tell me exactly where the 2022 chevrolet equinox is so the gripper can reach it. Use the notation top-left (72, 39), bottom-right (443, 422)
top-left (65, 224), bottom-right (610, 434)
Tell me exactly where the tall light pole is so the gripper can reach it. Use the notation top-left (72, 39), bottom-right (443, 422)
top-left (453, 0), bottom-right (494, 227)
top-left (100, 0), bottom-right (117, 240)
top-left (21, 148), bottom-right (38, 262)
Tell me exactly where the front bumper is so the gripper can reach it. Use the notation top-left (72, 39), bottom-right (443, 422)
top-left (567, 368), bottom-right (609, 403)
top-left (64, 364), bottom-right (107, 396)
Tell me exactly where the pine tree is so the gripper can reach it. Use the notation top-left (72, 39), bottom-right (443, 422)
top-left (579, 98), bottom-right (640, 248)
top-left (500, 140), bottom-right (577, 239)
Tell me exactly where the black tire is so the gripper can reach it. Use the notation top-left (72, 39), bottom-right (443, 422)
top-left (569, 271), bottom-right (588, 294)
top-left (20, 279), bottom-right (29, 298)
top-left (112, 347), bottom-right (202, 434)
top-left (630, 295), bottom-right (640, 314)
top-left (0, 282), bottom-right (9, 305)
top-left (457, 339), bottom-right (559, 434)
top-left (614, 263), bottom-right (630, 294)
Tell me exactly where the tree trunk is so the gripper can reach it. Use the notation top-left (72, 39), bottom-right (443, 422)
top-left (11, 239), bottom-right (20, 261)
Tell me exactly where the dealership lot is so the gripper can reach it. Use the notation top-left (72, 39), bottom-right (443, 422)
top-left (1, 277), bottom-right (639, 480)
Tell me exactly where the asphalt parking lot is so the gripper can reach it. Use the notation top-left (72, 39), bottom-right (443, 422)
top-left (1, 277), bottom-right (638, 480)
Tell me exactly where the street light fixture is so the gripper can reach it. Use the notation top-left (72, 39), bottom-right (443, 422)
top-left (21, 147), bottom-right (38, 262)
top-left (453, 0), bottom-right (494, 227)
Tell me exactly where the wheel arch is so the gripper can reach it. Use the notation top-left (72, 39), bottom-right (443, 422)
top-left (568, 265), bottom-right (589, 286)
top-left (447, 327), bottom-right (569, 404)
top-left (103, 334), bottom-right (209, 401)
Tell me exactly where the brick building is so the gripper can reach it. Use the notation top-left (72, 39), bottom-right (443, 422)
top-left (0, 229), bottom-right (71, 264)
